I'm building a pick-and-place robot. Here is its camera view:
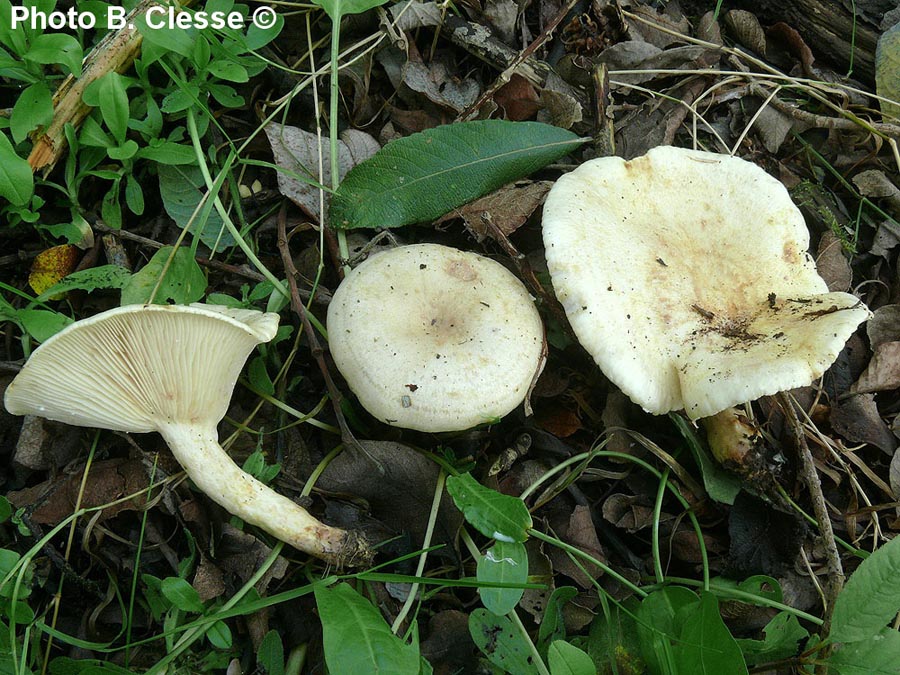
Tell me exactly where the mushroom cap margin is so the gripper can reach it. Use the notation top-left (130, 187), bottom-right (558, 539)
top-left (4, 303), bottom-right (280, 432)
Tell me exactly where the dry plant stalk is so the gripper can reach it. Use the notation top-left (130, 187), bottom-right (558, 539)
top-left (29, 0), bottom-right (156, 174)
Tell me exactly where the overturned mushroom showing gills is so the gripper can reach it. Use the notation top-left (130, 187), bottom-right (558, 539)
top-left (4, 303), bottom-right (369, 566)
top-left (327, 243), bottom-right (545, 432)
top-left (542, 146), bottom-right (871, 419)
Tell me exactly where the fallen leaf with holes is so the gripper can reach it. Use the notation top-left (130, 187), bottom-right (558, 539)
top-left (265, 123), bottom-right (379, 223)
top-left (852, 342), bottom-right (900, 393)
top-left (28, 244), bottom-right (79, 297)
top-left (8, 458), bottom-right (148, 525)
top-left (435, 181), bottom-right (551, 240)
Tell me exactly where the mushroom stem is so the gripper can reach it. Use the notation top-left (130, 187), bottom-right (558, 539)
top-left (158, 423), bottom-right (371, 566)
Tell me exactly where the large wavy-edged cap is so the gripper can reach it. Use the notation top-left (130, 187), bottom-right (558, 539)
top-left (542, 146), bottom-right (870, 419)
top-left (4, 303), bottom-right (279, 432)
top-left (327, 243), bottom-right (546, 432)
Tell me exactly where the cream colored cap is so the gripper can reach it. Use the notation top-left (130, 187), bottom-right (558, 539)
top-left (327, 244), bottom-right (545, 431)
top-left (4, 303), bottom-right (279, 432)
top-left (542, 146), bottom-right (870, 419)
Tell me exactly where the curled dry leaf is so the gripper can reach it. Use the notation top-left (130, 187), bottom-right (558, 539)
top-left (264, 123), bottom-right (380, 223)
top-left (389, 0), bottom-right (442, 31)
top-left (434, 181), bottom-right (552, 240)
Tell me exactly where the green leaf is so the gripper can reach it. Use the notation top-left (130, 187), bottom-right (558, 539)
top-left (735, 611), bottom-right (807, 666)
top-left (257, 630), bottom-right (285, 675)
top-left (827, 628), bottom-right (900, 675)
top-left (107, 140), bottom-right (139, 161)
top-left (446, 473), bottom-right (532, 543)
top-left (0, 496), bottom-right (11, 524)
top-left (330, 120), bottom-right (585, 230)
top-left (468, 608), bottom-right (540, 674)
top-left (157, 164), bottom-right (234, 252)
top-left (121, 246), bottom-right (207, 306)
top-left (830, 534), bottom-right (900, 643)
top-left (547, 640), bottom-right (595, 675)
top-left (125, 174), bottom-right (145, 214)
top-left (672, 591), bottom-right (748, 675)
top-left (248, 356), bottom-right (275, 396)
top-left (0, 132), bottom-right (33, 206)
top-left (637, 586), bottom-right (697, 674)
top-left (49, 657), bottom-right (134, 674)
top-left (24, 33), bottom-right (82, 76)
top-left (876, 21), bottom-right (900, 120)
top-left (207, 620), bottom-right (232, 649)
top-left (311, 0), bottom-right (391, 21)
top-left (582, 598), bottom-right (645, 673)
top-left (537, 586), bottom-right (578, 653)
top-left (97, 72), bottom-right (129, 143)
top-left (135, 14), bottom-right (196, 57)
top-left (17, 309), bottom-right (73, 342)
top-left (207, 60), bottom-right (248, 82)
top-left (10, 81), bottom-right (52, 143)
top-left (477, 541), bottom-right (528, 616)
top-left (671, 413), bottom-right (741, 505)
top-left (160, 577), bottom-right (204, 613)
top-left (314, 582), bottom-right (420, 674)
top-left (136, 141), bottom-right (197, 165)
top-left (34, 264), bottom-right (132, 303)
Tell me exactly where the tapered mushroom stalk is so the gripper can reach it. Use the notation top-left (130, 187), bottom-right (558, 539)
top-left (4, 303), bottom-right (370, 567)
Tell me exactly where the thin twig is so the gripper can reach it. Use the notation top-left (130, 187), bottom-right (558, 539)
top-left (777, 392), bottom-right (843, 637)
top-left (276, 204), bottom-right (364, 456)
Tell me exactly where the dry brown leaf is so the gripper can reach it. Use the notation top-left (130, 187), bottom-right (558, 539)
top-left (868, 305), bottom-right (900, 349)
top-left (852, 341), bottom-right (900, 393)
top-left (725, 10), bottom-right (768, 57)
top-left (534, 403), bottom-right (582, 438)
top-left (12, 417), bottom-right (81, 471)
top-left (389, 0), bottom-right (442, 31)
top-left (830, 394), bottom-right (897, 454)
top-left (494, 74), bottom-right (541, 121)
top-left (601, 493), bottom-right (657, 533)
top-left (9, 458), bottom-right (149, 525)
top-left (435, 181), bottom-right (551, 239)
top-left (815, 230), bottom-right (852, 291)
top-left (548, 505), bottom-right (606, 588)
top-left (317, 441), bottom-right (463, 555)
top-left (264, 123), bottom-right (379, 223)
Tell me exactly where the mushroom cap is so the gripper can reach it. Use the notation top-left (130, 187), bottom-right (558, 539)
top-left (4, 303), bottom-right (279, 432)
top-left (327, 243), bottom-right (545, 432)
top-left (542, 146), bottom-right (870, 419)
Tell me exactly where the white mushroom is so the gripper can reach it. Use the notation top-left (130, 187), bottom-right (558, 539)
top-left (327, 243), bottom-right (545, 432)
top-left (542, 146), bottom-right (870, 419)
top-left (4, 303), bottom-right (369, 565)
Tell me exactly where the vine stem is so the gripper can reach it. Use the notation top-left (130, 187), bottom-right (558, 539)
top-left (328, 14), bottom-right (351, 273)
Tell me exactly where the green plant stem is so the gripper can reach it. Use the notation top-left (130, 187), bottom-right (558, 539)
top-left (651, 468), bottom-right (670, 585)
top-left (775, 484), bottom-right (867, 559)
top-left (125, 456), bottom-right (158, 668)
top-left (185, 109), bottom-right (291, 300)
top-left (653, 576), bottom-right (824, 626)
top-left (521, 448), bottom-right (709, 591)
top-left (391, 471), bottom-right (446, 634)
top-left (509, 608), bottom-right (551, 675)
top-left (328, 15), bottom-right (351, 272)
top-left (528, 528), bottom-right (648, 599)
